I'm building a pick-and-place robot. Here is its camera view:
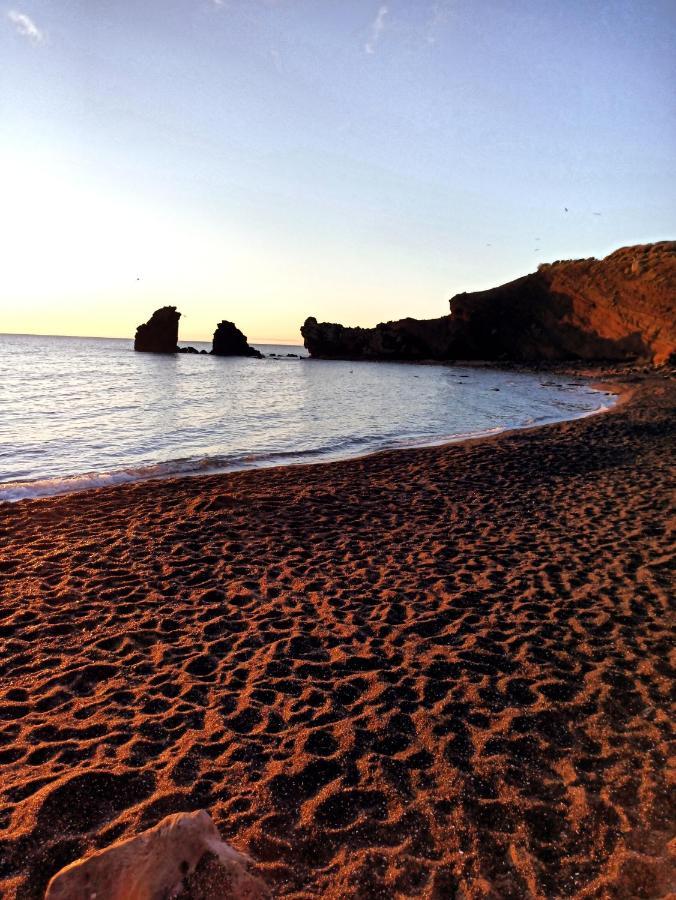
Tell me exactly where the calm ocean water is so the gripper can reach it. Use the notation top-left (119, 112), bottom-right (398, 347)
top-left (0, 333), bottom-right (614, 502)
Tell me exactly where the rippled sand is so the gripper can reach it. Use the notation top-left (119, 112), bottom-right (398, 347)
top-left (0, 375), bottom-right (673, 899)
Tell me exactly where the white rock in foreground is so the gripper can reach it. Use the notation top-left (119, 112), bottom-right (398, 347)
top-left (45, 809), bottom-right (270, 900)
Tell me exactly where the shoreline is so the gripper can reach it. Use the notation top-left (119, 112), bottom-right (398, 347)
top-left (1, 372), bottom-right (673, 898)
top-left (1, 369), bottom-right (617, 504)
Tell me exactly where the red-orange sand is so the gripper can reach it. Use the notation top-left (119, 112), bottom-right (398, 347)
top-left (0, 375), bottom-right (673, 899)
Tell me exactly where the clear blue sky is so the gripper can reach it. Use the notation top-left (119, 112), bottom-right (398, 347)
top-left (1, 0), bottom-right (674, 342)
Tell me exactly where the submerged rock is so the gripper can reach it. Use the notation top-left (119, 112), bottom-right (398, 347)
top-left (212, 321), bottom-right (263, 358)
top-left (302, 241), bottom-right (676, 365)
top-left (134, 307), bottom-right (181, 353)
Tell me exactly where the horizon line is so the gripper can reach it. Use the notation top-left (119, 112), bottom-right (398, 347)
top-left (0, 330), bottom-right (305, 346)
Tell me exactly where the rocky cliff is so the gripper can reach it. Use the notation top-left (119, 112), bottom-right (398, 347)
top-left (301, 241), bottom-right (675, 365)
top-left (212, 321), bottom-right (263, 358)
top-left (134, 307), bottom-right (181, 353)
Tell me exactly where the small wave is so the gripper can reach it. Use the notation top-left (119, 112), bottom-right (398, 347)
top-left (0, 422), bottom-right (539, 502)
top-left (0, 458), bottom-right (215, 502)
top-left (0, 398), bottom-right (616, 503)
top-left (0, 441), bottom-right (381, 502)
top-left (0, 383), bottom-right (616, 503)
top-left (0, 427), bottom-right (495, 502)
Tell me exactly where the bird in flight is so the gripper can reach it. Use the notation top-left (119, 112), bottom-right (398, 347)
top-left (564, 207), bottom-right (568, 212)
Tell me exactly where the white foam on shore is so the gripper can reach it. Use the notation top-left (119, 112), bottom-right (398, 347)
top-left (0, 392), bottom-right (616, 503)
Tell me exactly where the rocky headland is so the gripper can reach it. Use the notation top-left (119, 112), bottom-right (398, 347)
top-left (302, 241), bottom-right (676, 365)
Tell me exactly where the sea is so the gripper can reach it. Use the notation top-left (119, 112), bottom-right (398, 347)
top-left (0, 333), bottom-right (615, 502)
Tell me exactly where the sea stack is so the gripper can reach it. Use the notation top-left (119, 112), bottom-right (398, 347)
top-left (212, 321), bottom-right (263, 358)
top-left (134, 306), bottom-right (181, 353)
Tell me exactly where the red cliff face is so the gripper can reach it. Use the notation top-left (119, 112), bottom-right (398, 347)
top-left (449, 241), bottom-right (675, 365)
top-left (302, 242), bottom-right (675, 365)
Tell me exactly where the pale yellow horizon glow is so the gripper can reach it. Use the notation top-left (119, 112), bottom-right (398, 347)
top-left (0, 148), bottom-right (456, 346)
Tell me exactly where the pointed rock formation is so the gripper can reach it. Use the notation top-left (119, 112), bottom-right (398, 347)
top-left (134, 306), bottom-right (181, 353)
top-left (302, 241), bottom-right (676, 365)
top-left (212, 321), bottom-right (263, 358)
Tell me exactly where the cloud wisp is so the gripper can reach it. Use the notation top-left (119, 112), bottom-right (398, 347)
top-left (424, 1), bottom-right (452, 45)
top-left (365, 4), bottom-right (388, 54)
top-left (7, 9), bottom-right (44, 43)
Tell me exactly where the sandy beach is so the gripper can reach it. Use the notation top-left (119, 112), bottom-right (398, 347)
top-left (0, 373), bottom-right (673, 899)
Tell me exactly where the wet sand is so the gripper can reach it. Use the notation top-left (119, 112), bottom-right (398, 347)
top-left (0, 374), bottom-right (673, 899)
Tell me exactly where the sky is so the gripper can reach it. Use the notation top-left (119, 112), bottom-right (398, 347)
top-left (1, 1), bottom-right (674, 343)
